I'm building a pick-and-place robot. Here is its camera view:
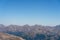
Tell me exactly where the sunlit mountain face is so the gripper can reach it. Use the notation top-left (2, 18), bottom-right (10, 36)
top-left (0, 32), bottom-right (25, 40)
top-left (0, 24), bottom-right (60, 40)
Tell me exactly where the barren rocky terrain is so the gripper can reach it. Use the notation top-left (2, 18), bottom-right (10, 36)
top-left (0, 32), bottom-right (25, 40)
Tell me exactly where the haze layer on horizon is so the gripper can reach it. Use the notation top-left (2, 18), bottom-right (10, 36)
top-left (0, 0), bottom-right (60, 26)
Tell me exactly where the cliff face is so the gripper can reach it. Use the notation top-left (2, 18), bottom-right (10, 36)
top-left (0, 32), bottom-right (25, 40)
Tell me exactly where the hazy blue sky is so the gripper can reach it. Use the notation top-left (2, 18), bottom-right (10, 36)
top-left (0, 0), bottom-right (60, 26)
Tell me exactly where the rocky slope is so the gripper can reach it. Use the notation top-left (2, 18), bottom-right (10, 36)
top-left (0, 32), bottom-right (25, 40)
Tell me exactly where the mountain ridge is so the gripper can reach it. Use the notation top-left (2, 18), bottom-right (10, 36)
top-left (0, 24), bottom-right (60, 40)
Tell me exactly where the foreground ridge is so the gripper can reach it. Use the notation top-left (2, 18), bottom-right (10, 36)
top-left (0, 32), bottom-right (25, 40)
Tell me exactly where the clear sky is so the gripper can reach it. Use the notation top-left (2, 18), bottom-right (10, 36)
top-left (0, 0), bottom-right (60, 26)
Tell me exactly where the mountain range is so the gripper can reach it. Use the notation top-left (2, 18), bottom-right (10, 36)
top-left (0, 24), bottom-right (60, 40)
